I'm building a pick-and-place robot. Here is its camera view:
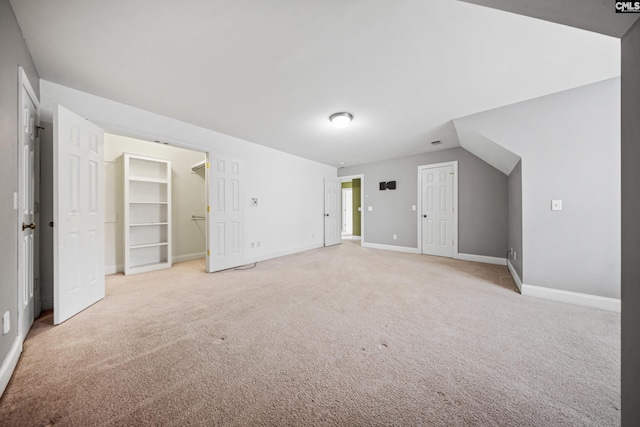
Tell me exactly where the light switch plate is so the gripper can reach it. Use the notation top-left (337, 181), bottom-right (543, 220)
top-left (551, 200), bottom-right (563, 211)
top-left (412, 205), bottom-right (416, 211)
top-left (367, 206), bottom-right (373, 211)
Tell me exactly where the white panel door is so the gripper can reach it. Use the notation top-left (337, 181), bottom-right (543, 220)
top-left (324, 178), bottom-right (342, 246)
top-left (18, 68), bottom-right (39, 339)
top-left (54, 105), bottom-right (105, 325)
top-left (421, 165), bottom-right (454, 257)
top-left (208, 156), bottom-right (244, 272)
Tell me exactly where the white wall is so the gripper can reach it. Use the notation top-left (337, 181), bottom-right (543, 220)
top-left (455, 78), bottom-right (620, 299)
top-left (39, 80), bottom-right (336, 271)
top-left (104, 134), bottom-right (206, 273)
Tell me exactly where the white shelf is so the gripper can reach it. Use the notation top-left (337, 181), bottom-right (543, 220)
top-left (124, 153), bottom-right (172, 275)
top-left (130, 242), bottom-right (169, 250)
top-left (129, 177), bottom-right (169, 184)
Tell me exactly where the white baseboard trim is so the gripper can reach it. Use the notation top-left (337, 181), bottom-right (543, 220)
top-left (457, 253), bottom-right (507, 266)
top-left (247, 243), bottom-right (324, 264)
top-left (41, 296), bottom-right (54, 311)
top-left (521, 284), bottom-right (621, 312)
top-left (507, 259), bottom-right (523, 292)
top-left (173, 252), bottom-right (206, 264)
top-left (361, 242), bottom-right (420, 254)
top-left (0, 336), bottom-right (22, 398)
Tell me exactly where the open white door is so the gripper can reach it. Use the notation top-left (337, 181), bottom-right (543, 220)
top-left (324, 177), bottom-right (342, 246)
top-left (208, 156), bottom-right (244, 272)
top-left (53, 105), bottom-right (105, 324)
top-left (18, 67), bottom-right (39, 339)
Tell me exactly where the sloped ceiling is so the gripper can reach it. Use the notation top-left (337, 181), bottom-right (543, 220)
top-left (10, 0), bottom-right (620, 167)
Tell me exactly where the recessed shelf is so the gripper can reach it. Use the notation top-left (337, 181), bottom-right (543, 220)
top-left (129, 177), bottom-right (168, 184)
top-left (130, 201), bottom-right (169, 205)
top-left (130, 242), bottom-right (169, 250)
top-left (124, 153), bottom-right (172, 275)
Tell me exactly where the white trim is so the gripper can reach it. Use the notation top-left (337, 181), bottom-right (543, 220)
top-left (361, 242), bottom-right (420, 254)
top-left (521, 284), bottom-right (621, 312)
top-left (0, 336), bottom-right (22, 398)
top-left (417, 161), bottom-right (459, 259)
top-left (339, 174), bottom-right (365, 246)
top-left (458, 253), bottom-right (506, 266)
top-left (247, 243), bottom-right (324, 264)
top-left (507, 259), bottom-right (523, 292)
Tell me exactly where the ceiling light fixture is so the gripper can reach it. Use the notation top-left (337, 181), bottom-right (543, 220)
top-left (329, 112), bottom-right (353, 128)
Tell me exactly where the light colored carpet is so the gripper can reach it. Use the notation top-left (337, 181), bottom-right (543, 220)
top-left (0, 240), bottom-right (620, 426)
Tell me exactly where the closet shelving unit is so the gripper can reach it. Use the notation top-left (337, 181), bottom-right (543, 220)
top-left (123, 153), bottom-right (172, 275)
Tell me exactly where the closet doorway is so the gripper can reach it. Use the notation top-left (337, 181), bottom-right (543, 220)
top-left (104, 134), bottom-right (207, 274)
top-left (340, 175), bottom-right (364, 242)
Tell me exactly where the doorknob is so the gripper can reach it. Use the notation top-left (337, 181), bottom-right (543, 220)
top-left (22, 222), bottom-right (36, 230)
top-left (423, 215), bottom-right (427, 218)
top-left (325, 213), bottom-right (329, 217)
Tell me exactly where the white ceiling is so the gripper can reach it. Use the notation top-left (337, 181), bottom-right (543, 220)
top-left (11, 0), bottom-right (620, 167)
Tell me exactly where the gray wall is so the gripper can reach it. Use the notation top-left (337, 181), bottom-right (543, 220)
top-left (0, 0), bottom-right (39, 364)
top-left (622, 17), bottom-right (640, 427)
top-left (339, 147), bottom-right (508, 258)
top-left (455, 79), bottom-right (620, 299)
top-left (507, 160), bottom-right (523, 280)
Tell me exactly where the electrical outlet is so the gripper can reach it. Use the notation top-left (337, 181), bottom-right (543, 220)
top-left (2, 311), bottom-right (9, 335)
top-left (251, 242), bottom-right (255, 248)
top-left (312, 233), bottom-right (315, 239)
top-left (514, 251), bottom-right (517, 261)
top-left (256, 241), bottom-right (260, 248)
top-left (393, 234), bottom-right (397, 240)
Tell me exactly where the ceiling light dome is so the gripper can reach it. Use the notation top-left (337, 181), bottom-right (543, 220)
top-left (329, 112), bottom-right (353, 128)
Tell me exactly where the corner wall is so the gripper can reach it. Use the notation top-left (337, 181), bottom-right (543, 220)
top-left (339, 147), bottom-right (508, 257)
top-left (456, 78), bottom-right (621, 299)
top-left (0, 0), bottom-right (39, 384)
top-left (621, 17), bottom-right (640, 427)
top-left (507, 160), bottom-right (523, 282)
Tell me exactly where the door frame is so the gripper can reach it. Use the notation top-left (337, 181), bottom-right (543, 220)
top-left (339, 174), bottom-right (365, 245)
top-left (417, 161), bottom-right (458, 258)
top-left (17, 66), bottom-right (40, 340)
top-left (341, 187), bottom-right (353, 234)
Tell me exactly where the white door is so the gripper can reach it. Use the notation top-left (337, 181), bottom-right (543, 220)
top-left (18, 68), bottom-right (39, 339)
top-left (53, 105), bottom-right (105, 325)
top-left (324, 178), bottom-right (341, 246)
top-left (421, 165), bottom-right (454, 257)
top-left (208, 156), bottom-right (244, 272)
top-left (342, 188), bottom-right (353, 234)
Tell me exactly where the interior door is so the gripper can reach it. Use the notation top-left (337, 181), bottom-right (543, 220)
top-left (53, 105), bottom-right (105, 325)
top-left (18, 68), bottom-right (39, 339)
top-left (324, 178), bottom-right (341, 246)
top-left (208, 156), bottom-right (244, 272)
top-left (421, 165), bottom-right (454, 257)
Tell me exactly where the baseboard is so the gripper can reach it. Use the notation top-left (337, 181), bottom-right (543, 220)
top-left (41, 296), bottom-right (54, 311)
top-left (507, 259), bottom-right (523, 292)
top-left (361, 242), bottom-right (420, 254)
top-left (247, 243), bottom-right (324, 264)
top-left (521, 284), bottom-right (621, 312)
top-left (0, 336), bottom-right (22, 398)
top-left (173, 252), bottom-right (206, 264)
top-left (457, 253), bottom-right (507, 266)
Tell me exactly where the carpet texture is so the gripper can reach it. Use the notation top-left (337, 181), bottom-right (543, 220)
top-left (0, 241), bottom-right (620, 426)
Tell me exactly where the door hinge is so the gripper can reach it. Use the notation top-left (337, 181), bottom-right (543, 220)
top-left (207, 250), bottom-right (211, 256)
top-left (34, 278), bottom-right (39, 290)
top-left (35, 202), bottom-right (39, 214)
top-left (206, 162), bottom-right (210, 169)
top-left (452, 240), bottom-right (454, 246)
top-left (207, 206), bottom-right (210, 212)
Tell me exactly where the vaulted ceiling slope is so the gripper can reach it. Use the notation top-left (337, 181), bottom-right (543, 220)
top-left (11, 0), bottom-right (620, 167)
